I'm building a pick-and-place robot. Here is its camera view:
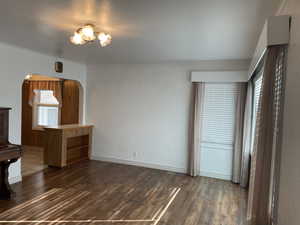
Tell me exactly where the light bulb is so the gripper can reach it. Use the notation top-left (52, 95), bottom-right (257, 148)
top-left (70, 31), bottom-right (86, 45)
top-left (98, 32), bottom-right (112, 47)
top-left (81, 24), bottom-right (96, 41)
top-left (25, 74), bottom-right (32, 80)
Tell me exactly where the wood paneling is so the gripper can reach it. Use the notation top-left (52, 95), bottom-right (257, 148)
top-left (21, 81), bottom-right (45, 147)
top-left (0, 161), bottom-right (247, 224)
top-left (61, 80), bottom-right (80, 125)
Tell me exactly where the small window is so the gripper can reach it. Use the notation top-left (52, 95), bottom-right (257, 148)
top-left (201, 83), bottom-right (238, 148)
top-left (32, 90), bottom-right (60, 129)
top-left (250, 74), bottom-right (263, 154)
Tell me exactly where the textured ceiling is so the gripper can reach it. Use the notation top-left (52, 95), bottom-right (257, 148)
top-left (0, 0), bottom-right (281, 64)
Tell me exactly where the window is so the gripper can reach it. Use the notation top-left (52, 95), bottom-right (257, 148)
top-left (199, 83), bottom-right (239, 178)
top-left (250, 73), bottom-right (263, 154)
top-left (201, 83), bottom-right (238, 147)
top-left (32, 90), bottom-right (60, 129)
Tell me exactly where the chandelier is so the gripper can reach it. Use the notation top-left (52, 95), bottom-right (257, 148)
top-left (70, 24), bottom-right (112, 47)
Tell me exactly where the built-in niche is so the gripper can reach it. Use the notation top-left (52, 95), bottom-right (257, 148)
top-left (20, 74), bottom-right (84, 177)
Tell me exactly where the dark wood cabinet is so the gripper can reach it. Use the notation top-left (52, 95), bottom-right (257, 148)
top-left (0, 107), bottom-right (22, 200)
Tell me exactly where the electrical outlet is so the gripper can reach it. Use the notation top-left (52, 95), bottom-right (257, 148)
top-left (133, 152), bottom-right (137, 159)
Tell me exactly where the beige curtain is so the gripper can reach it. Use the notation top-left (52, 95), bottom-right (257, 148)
top-left (28, 80), bottom-right (62, 106)
top-left (247, 45), bottom-right (287, 225)
top-left (232, 83), bottom-right (247, 184)
top-left (189, 82), bottom-right (205, 177)
top-left (239, 82), bottom-right (253, 188)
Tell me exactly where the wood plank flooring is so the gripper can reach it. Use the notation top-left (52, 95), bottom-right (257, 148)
top-left (0, 161), bottom-right (247, 225)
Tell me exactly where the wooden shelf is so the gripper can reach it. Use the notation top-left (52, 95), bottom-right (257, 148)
top-left (44, 124), bottom-right (93, 167)
top-left (67, 144), bottom-right (89, 151)
top-left (67, 135), bottom-right (89, 149)
top-left (67, 145), bottom-right (89, 164)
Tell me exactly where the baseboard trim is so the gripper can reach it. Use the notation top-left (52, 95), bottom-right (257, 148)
top-left (91, 155), bottom-right (187, 174)
top-left (199, 171), bottom-right (231, 181)
top-left (9, 175), bottom-right (22, 184)
top-left (90, 156), bottom-right (231, 180)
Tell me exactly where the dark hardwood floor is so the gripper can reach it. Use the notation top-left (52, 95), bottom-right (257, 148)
top-left (0, 161), bottom-right (247, 225)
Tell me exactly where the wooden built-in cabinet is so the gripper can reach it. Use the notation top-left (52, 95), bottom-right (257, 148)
top-left (44, 124), bottom-right (93, 167)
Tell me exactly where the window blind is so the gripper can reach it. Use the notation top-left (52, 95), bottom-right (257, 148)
top-left (39, 90), bottom-right (59, 105)
top-left (250, 75), bottom-right (263, 154)
top-left (254, 76), bottom-right (263, 115)
top-left (270, 47), bottom-right (286, 224)
top-left (201, 83), bottom-right (239, 151)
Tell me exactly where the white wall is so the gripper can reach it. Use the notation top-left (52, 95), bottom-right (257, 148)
top-left (276, 1), bottom-right (300, 225)
top-left (0, 42), bottom-right (87, 183)
top-left (86, 60), bottom-right (249, 173)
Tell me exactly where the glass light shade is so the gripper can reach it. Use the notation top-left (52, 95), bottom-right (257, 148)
top-left (25, 74), bottom-right (32, 80)
top-left (98, 32), bottom-right (112, 47)
top-left (80, 24), bottom-right (96, 41)
top-left (70, 31), bottom-right (86, 45)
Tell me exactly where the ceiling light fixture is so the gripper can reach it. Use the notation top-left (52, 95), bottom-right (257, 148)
top-left (70, 30), bottom-right (86, 45)
top-left (80, 24), bottom-right (96, 41)
top-left (70, 24), bottom-right (112, 47)
top-left (98, 32), bottom-right (112, 47)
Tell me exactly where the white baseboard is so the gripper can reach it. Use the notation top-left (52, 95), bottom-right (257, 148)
top-left (9, 175), bottom-right (22, 184)
top-left (199, 170), bottom-right (231, 181)
top-left (91, 155), bottom-right (187, 174)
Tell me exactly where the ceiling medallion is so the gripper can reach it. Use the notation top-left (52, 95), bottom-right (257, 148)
top-left (70, 24), bottom-right (112, 47)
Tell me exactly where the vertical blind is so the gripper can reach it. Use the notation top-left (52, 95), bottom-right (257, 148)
top-left (201, 83), bottom-right (238, 152)
top-left (269, 47), bottom-right (286, 224)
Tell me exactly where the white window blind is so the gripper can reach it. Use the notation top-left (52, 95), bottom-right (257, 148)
top-left (201, 83), bottom-right (238, 150)
top-left (251, 75), bottom-right (263, 153)
top-left (254, 76), bottom-right (263, 117)
top-left (38, 90), bottom-right (59, 105)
